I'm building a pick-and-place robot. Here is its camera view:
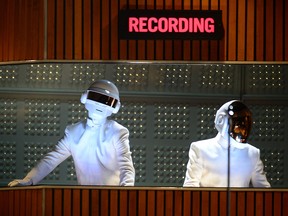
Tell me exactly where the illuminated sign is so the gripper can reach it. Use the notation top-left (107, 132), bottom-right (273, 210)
top-left (118, 10), bottom-right (224, 40)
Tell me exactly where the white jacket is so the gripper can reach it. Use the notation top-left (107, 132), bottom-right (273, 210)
top-left (25, 119), bottom-right (135, 186)
top-left (183, 133), bottom-right (270, 187)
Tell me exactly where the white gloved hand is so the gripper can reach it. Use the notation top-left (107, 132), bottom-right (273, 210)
top-left (8, 178), bottom-right (32, 187)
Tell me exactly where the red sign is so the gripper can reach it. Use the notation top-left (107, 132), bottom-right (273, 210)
top-left (118, 10), bottom-right (224, 40)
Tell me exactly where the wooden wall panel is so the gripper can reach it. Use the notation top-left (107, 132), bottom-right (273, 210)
top-left (285, 0), bottom-right (288, 60)
top-left (0, 0), bottom-right (287, 61)
top-left (274, 0), bottom-right (283, 61)
top-left (255, 0), bottom-right (264, 61)
top-left (92, 0), bottom-right (101, 59)
top-left (246, 0), bottom-right (255, 61)
top-left (65, 0), bottom-right (73, 59)
top-left (47, 0), bottom-right (56, 59)
top-left (265, 0), bottom-right (274, 61)
top-left (56, 0), bottom-right (64, 59)
top-left (1, 187), bottom-right (288, 216)
top-left (74, 0), bottom-right (83, 59)
top-left (237, 0), bottom-right (246, 61)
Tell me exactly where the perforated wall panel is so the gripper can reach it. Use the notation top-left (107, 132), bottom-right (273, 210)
top-left (0, 61), bottom-right (287, 187)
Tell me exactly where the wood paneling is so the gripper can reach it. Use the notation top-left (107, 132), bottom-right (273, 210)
top-left (0, 0), bottom-right (287, 61)
top-left (1, 187), bottom-right (288, 216)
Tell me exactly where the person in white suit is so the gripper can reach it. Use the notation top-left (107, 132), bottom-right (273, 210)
top-left (183, 100), bottom-right (270, 187)
top-left (8, 80), bottom-right (135, 186)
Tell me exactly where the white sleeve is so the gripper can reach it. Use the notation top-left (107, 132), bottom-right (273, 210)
top-left (115, 128), bottom-right (135, 186)
top-left (183, 143), bottom-right (202, 187)
top-left (25, 129), bottom-right (72, 185)
top-left (251, 150), bottom-right (271, 188)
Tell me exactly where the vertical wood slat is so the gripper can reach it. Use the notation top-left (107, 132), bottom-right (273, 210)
top-left (72, 189), bottom-right (81, 215)
top-left (138, 190), bottom-right (147, 216)
top-left (92, 0), bottom-right (101, 59)
top-left (147, 190), bottom-right (156, 216)
top-left (7, 0), bottom-right (15, 61)
top-left (183, 190), bottom-right (192, 216)
top-left (63, 189), bottom-right (72, 216)
top-left (65, 0), bottom-right (73, 59)
top-left (56, 0), bottom-right (64, 59)
top-left (119, 190), bottom-right (128, 216)
top-left (237, 0), bottom-right (246, 61)
top-left (100, 189), bottom-right (109, 216)
top-left (0, 1), bottom-right (4, 61)
top-left (110, 0), bottom-right (119, 60)
top-left (201, 191), bottom-right (210, 215)
top-left (285, 0), bottom-right (288, 60)
top-left (129, 190), bottom-right (138, 215)
top-left (74, 0), bottom-right (83, 59)
top-left (38, 0), bottom-right (45, 60)
top-left (91, 189), bottom-right (100, 215)
top-left (227, 0), bottom-right (237, 61)
top-left (265, 0), bottom-right (274, 61)
top-left (237, 191), bottom-right (246, 216)
top-left (283, 192), bottom-right (288, 216)
top-left (255, 0), bottom-right (264, 61)
top-left (110, 190), bottom-right (119, 216)
top-left (26, 1), bottom-right (34, 60)
top-left (19, 0), bottom-right (29, 60)
top-left (246, 191), bottom-right (255, 216)
top-left (219, 0), bottom-right (227, 61)
top-left (246, 0), bottom-right (255, 61)
top-left (83, 0), bottom-right (92, 59)
top-left (192, 191), bottom-right (201, 215)
top-left (219, 191), bottom-right (227, 216)
top-left (174, 190), bottom-right (183, 216)
top-left (273, 192), bottom-right (282, 216)
top-left (102, 0), bottom-right (110, 60)
top-left (210, 191), bottom-right (219, 216)
top-left (255, 192), bottom-right (264, 216)
top-left (264, 191), bottom-right (273, 216)
top-left (274, 0), bottom-right (283, 61)
top-left (47, 0), bottom-right (56, 59)
top-left (45, 188), bottom-right (53, 216)
top-left (53, 189), bottom-right (63, 215)
top-left (81, 189), bottom-right (90, 216)
top-left (14, 190), bottom-right (21, 216)
top-left (8, 190), bottom-right (14, 216)
top-left (165, 190), bottom-right (174, 216)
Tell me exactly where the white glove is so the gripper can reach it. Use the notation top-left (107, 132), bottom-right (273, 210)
top-left (8, 178), bottom-right (33, 187)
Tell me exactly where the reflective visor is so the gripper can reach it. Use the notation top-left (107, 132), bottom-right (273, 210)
top-left (228, 102), bottom-right (252, 143)
top-left (87, 91), bottom-right (118, 108)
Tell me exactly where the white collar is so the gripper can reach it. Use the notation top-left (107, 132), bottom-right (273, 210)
top-left (86, 117), bottom-right (107, 128)
top-left (216, 133), bottom-right (249, 149)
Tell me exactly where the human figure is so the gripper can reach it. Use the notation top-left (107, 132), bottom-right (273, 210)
top-left (9, 80), bottom-right (135, 186)
top-left (183, 100), bottom-right (270, 187)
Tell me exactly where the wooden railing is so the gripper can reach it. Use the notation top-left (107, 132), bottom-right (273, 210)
top-left (0, 186), bottom-right (287, 216)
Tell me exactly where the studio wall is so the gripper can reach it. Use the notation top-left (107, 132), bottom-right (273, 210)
top-left (0, 0), bottom-right (287, 62)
